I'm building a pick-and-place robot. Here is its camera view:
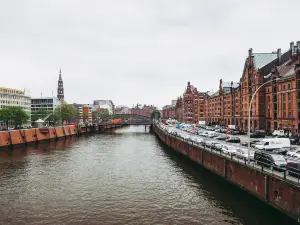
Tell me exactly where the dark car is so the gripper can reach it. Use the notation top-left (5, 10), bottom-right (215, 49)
top-left (286, 161), bottom-right (300, 178)
top-left (240, 140), bottom-right (259, 147)
top-left (225, 137), bottom-right (240, 143)
top-left (289, 136), bottom-right (300, 145)
top-left (250, 131), bottom-right (266, 138)
top-left (254, 151), bottom-right (287, 171)
top-left (272, 147), bottom-right (289, 155)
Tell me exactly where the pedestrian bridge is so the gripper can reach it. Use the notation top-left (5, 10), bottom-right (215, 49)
top-left (97, 114), bottom-right (152, 126)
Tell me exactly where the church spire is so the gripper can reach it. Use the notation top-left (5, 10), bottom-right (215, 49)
top-left (57, 69), bottom-right (64, 101)
top-left (59, 68), bottom-right (62, 80)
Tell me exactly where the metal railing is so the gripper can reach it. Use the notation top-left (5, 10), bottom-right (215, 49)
top-left (156, 124), bottom-right (300, 186)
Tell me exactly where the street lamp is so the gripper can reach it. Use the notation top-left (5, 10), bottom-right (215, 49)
top-left (248, 77), bottom-right (281, 162)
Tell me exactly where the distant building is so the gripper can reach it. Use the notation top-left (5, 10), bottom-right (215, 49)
top-left (115, 106), bottom-right (131, 114)
top-left (162, 100), bottom-right (176, 119)
top-left (131, 104), bottom-right (156, 117)
top-left (93, 100), bottom-right (115, 114)
top-left (0, 87), bottom-right (31, 128)
top-left (57, 69), bottom-right (64, 101)
top-left (31, 97), bottom-right (61, 120)
top-left (73, 103), bottom-right (93, 124)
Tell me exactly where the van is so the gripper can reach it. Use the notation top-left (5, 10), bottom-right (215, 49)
top-left (272, 130), bottom-right (285, 137)
top-left (254, 138), bottom-right (290, 151)
top-left (254, 151), bottom-right (287, 171)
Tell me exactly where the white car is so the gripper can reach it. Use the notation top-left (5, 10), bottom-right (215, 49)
top-left (292, 151), bottom-right (300, 158)
top-left (286, 149), bottom-right (300, 157)
top-left (221, 145), bottom-right (237, 155)
top-left (236, 148), bottom-right (255, 160)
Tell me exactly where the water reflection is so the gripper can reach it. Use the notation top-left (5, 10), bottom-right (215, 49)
top-left (0, 128), bottom-right (297, 225)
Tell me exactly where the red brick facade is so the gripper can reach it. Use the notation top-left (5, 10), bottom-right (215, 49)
top-left (164, 41), bottom-right (300, 133)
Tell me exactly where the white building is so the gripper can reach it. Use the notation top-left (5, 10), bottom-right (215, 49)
top-left (0, 87), bottom-right (31, 128)
top-left (93, 100), bottom-right (114, 114)
top-left (31, 97), bottom-right (61, 120)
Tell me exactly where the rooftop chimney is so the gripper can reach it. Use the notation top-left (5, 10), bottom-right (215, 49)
top-left (294, 46), bottom-right (298, 55)
top-left (297, 41), bottom-right (300, 54)
top-left (290, 41), bottom-right (295, 55)
top-left (277, 48), bottom-right (282, 64)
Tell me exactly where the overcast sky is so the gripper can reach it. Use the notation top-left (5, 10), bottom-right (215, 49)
top-left (1, 0), bottom-right (299, 108)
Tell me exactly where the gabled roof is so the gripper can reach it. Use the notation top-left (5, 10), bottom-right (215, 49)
top-left (252, 53), bottom-right (277, 69)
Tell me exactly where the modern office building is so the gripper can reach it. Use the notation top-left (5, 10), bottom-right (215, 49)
top-left (0, 87), bottom-right (31, 128)
top-left (31, 97), bottom-right (61, 116)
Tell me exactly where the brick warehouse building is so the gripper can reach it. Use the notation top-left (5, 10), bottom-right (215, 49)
top-left (162, 41), bottom-right (300, 133)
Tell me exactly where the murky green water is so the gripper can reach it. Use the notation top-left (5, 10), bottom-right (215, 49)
top-left (0, 126), bottom-right (295, 225)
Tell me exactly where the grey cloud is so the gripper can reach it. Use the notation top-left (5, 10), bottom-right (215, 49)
top-left (0, 0), bottom-right (300, 108)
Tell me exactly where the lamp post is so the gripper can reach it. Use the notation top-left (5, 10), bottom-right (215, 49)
top-left (248, 77), bottom-right (280, 162)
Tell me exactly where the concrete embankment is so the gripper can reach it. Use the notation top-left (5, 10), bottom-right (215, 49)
top-left (0, 125), bottom-right (92, 148)
top-left (154, 124), bottom-right (300, 222)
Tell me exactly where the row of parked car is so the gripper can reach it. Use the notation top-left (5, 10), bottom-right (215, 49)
top-left (162, 124), bottom-right (300, 178)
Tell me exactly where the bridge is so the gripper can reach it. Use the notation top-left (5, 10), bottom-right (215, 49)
top-left (97, 114), bottom-right (153, 126)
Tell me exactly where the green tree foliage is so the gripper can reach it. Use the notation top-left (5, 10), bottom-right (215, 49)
top-left (94, 110), bottom-right (109, 119)
top-left (31, 107), bottom-right (51, 121)
top-left (53, 102), bottom-right (78, 124)
top-left (0, 106), bottom-right (29, 128)
top-left (82, 112), bottom-right (89, 121)
top-left (151, 110), bottom-right (161, 120)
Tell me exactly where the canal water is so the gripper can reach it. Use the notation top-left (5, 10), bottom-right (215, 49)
top-left (0, 126), bottom-right (296, 225)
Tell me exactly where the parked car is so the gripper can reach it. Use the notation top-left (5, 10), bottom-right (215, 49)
top-left (272, 130), bottom-right (285, 137)
top-left (236, 148), bottom-right (255, 160)
top-left (213, 143), bottom-right (223, 151)
top-left (289, 135), bottom-right (300, 145)
top-left (225, 137), bottom-right (241, 143)
top-left (286, 161), bottom-right (300, 178)
top-left (254, 138), bottom-right (290, 151)
top-left (199, 131), bottom-right (209, 137)
top-left (250, 131), bottom-right (266, 138)
top-left (272, 148), bottom-right (290, 155)
top-left (205, 141), bottom-right (218, 148)
top-left (207, 132), bottom-right (218, 138)
top-left (197, 130), bottom-right (204, 135)
top-left (214, 135), bottom-right (228, 140)
top-left (221, 145), bottom-right (237, 155)
top-left (286, 147), bottom-right (300, 157)
top-left (240, 139), bottom-right (260, 147)
top-left (254, 151), bottom-right (287, 171)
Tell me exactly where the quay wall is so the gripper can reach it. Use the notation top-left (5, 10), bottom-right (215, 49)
top-left (154, 124), bottom-right (300, 222)
top-left (0, 125), bottom-right (90, 148)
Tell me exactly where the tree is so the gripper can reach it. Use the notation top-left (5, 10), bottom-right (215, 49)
top-left (31, 107), bottom-right (50, 121)
top-left (53, 102), bottom-right (78, 125)
top-left (0, 107), bottom-right (29, 129)
top-left (82, 112), bottom-right (89, 121)
top-left (94, 109), bottom-right (109, 119)
top-left (151, 110), bottom-right (161, 120)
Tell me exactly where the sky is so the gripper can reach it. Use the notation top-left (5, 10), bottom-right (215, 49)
top-left (1, 0), bottom-right (300, 108)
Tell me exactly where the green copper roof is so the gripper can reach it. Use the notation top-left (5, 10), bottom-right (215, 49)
top-left (252, 53), bottom-right (277, 69)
